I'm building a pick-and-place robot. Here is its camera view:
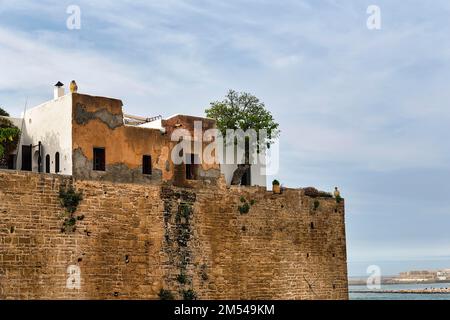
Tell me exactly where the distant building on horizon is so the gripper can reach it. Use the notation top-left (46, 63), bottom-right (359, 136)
top-left (395, 268), bottom-right (450, 282)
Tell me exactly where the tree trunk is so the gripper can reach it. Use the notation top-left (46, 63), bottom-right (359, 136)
top-left (231, 164), bottom-right (251, 185)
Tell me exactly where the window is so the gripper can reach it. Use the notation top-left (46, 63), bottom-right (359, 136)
top-left (93, 148), bottom-right (105, 171)
top-left (21, 145), bottom-right (32, 171)
top-left (185, 153), bottom-right (199, 180)
top-left (55, 152), bottom-right (60, 173)
top-left (142, 155), bottom-right (152, 175)
top-left (45, 155), bottom-right (50, 173)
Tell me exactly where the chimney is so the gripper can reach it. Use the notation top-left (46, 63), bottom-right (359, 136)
top-left (54, 81), bottom-right (65, 99)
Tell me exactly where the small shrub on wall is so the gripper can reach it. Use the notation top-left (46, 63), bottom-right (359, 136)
top-left (59, 185), bottom-right (83, 233)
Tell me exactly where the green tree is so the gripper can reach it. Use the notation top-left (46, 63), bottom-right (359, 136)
top-left (0, 117), bottom-right (20, 159)
top-left (0, 107), bottom-right (9, 117)
top-left (205, 90), bottom-right (279, 185)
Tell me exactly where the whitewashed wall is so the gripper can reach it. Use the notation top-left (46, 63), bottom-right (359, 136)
top-left (219, 144), bottom-right (267, 187)
top-left (220, 163), bottom-right (267, 187)
top-left (16, 95), bottom-right (72, 174)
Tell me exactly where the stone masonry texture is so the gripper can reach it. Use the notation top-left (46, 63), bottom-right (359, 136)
top-left (0, 170), bottom-right (348, 299)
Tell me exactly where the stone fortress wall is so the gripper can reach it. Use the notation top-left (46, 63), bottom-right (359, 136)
top-left (0, 170), bottom-right (348, 299)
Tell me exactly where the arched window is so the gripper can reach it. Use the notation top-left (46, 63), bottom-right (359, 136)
top-left (45, 155), bottom-right (50, 173)
top-left (55, 152), bottom-right (60, 173)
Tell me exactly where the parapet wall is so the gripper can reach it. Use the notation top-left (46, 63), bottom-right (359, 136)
top-left (0, 170), bottom-right (348, 299)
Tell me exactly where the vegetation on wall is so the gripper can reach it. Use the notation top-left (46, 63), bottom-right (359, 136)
top-left (175, 202), bottom-right (197, 299)
top-left (59, 185), bottom-right (84, 233)
top-left (313, 200), bottom-right (320, 211)
top-left (182, 289), bottom-right (197, 300)
top-left (161, 188), bottom-right (199, 300)
top-left (303, 187), bottom-right (333, 198)
top-left (238, 196), bottom-right (255, 214)
top-left (158, 289), bottom-right (174, 300)
top-left (205, 90), bottom-right (280, 185)
top-left (176, 202), bottom-right (193, 247)
top-left (176, 272), bottom-right (188, 285)
top-left (199, 264), bottom-right (209, 281)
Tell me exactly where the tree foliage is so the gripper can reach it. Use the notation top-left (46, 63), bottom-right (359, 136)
top-left (205, 90), bottom-right (279, 185)
top-left (205, 90), bottom-right (279, 149)
top-left (0, 107), bottom-right (9, 117)
top-left (0, 117), bottom-right (20, 158)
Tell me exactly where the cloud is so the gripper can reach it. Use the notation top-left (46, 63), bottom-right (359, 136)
top-left (1, 0), bottom-right (450, 275)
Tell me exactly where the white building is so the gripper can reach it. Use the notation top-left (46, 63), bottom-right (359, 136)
top-left (1, 82), bottom-right (268, 188)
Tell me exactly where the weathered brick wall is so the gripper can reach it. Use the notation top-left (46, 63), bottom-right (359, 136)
top-left (0, 170), bottom-right (348, 300)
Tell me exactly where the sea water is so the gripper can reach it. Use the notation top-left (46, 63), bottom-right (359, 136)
top-left (349, 282), bottom-right (450, 300)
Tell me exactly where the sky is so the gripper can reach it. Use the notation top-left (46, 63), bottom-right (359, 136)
top-left (1, 0), bottom-right (450, 277)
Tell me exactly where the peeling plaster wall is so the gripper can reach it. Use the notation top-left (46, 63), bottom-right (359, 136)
top-left (74, 103), bottom-right (123, 130)
top-left (72, 148), bottom-right (163, 184)
top-left (71, 93), bottom-right (173, 183)
top-left (71, 94), bottom-right (221, 185)
top-left (17, 94), bottom-right (73, 174)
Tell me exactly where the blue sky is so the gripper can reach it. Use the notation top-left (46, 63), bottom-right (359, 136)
top-left (1, 0), bottom-right (450, 276)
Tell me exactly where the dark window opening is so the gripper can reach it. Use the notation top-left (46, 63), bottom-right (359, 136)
top-left (93, 148), bottom-right (105, 171)
top-left (45, 155), bottom-right (50, 173)
top-left (142, 155), bottom-right (152, 175)
top-left (310, 222), bottom-right (314, 229)
top-left (37, 142), bottom-right (42, 173)
top-left (7, 154), bottom-right (16, 170)
top-left (55, 152), bottom-right (60, 173)
top-left (21, 145), bottom-right (32, 171)
top-left (185, 153), bottom-right (199, 180)
top-left (240, 166), bottom-right (251, 186)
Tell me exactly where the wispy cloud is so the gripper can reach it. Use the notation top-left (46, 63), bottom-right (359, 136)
top-left (1, 0), bottom-right (450, 275)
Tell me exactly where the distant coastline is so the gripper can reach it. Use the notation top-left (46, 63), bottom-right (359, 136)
top-left (349, 268), bottom-right (450, 286)
top-left (350, 288), bottom-right (450, 294)
top-left (349, 281), bottom-right (450, 299)
top-left (349, 278), bottom-right (450, 286)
